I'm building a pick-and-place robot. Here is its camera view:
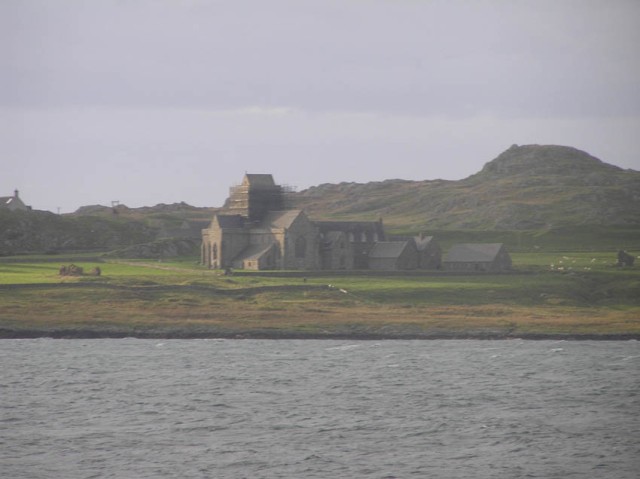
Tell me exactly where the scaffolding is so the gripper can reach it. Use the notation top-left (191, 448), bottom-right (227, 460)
top-left (226, 182), bottom-right (296, 222)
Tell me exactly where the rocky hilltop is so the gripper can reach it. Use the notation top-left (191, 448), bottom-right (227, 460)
top-left (294, 145), bottom-right (640, 230)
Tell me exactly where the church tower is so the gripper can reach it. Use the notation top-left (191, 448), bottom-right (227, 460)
top-left (226, 174), bottom-right (285, 222)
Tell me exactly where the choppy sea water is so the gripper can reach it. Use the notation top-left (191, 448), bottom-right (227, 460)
top-left (1, 339), bottom-right (639, 479)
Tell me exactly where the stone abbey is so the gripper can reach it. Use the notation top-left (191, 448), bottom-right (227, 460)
top-left (201, 174), bottom-right (441, 271)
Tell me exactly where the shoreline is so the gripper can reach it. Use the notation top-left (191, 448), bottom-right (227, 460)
top-left (1, 328), bottom-right (638, 341)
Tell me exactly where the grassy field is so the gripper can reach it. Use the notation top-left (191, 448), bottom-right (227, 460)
top-left (0, 254), bottom-right (638, 339)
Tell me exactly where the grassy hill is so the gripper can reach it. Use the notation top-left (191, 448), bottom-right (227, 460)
top-left (294, 145), bottom-right (640, 232)
top-left (0, 203), bottom-right (217, 256)
top-left (2, 144), bottom-right (638, 255)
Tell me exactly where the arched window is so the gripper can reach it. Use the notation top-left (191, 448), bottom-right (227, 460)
top-left (295, 236), bottom-right (307, 258)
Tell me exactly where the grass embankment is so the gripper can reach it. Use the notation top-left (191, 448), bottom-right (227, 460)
top-left (0, 254), bottom-right (638, 339)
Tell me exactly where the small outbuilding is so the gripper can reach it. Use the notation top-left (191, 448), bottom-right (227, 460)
top-left (413, 234), bottom-right (442, 269)
top-left (368, 240), bottom-right (419, 271)
top-left (443, 243), bottom-right (512, 272)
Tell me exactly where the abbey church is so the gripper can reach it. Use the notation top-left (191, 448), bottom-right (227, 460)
top-left (201, 174), bottom-right (440, 271)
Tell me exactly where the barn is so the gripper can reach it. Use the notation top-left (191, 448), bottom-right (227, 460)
top-left (368, 241), bottom-right (419, 271)
top-left (443, 243), bottom-right (512, 272)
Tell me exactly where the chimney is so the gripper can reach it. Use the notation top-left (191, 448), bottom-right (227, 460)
top-left (14, 189), bottom-right (19, 198)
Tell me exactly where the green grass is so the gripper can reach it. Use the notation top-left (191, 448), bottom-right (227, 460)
top-left (511, 251), bottom-right (628, 271)
top-left (1, 253), bottom-right (638, 338)
top-left (0, 261), bottom-right (181, 285)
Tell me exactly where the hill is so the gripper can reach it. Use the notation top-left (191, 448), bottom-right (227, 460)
top-left (1, 144), bottom-right (638, 255)
top-left (294, 145), bottom-right (640, 230)
top-left (0, 209), bottom-right (156, 255)
top-left (0, 203), bottom-right (217, 256)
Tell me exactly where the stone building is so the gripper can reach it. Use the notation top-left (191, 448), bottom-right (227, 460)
top-left (368, 240), bottom-right (419, 271)
top-left (442, 243), bottom-right (512, 272)
top-left (201, 175), bottom-right (321, 270)
top-left (385, 234), bottom-right (442, 270)
top-left (201, 173), bottom-right (441, 272)
top-left (0, 190), bottom-right (29, 212)
top-left (318, 230), bottom-right (353, 270)
top-left (225, 173), bottom-right (288, 221)
top-left (316, 220), bottom-right (385, 269)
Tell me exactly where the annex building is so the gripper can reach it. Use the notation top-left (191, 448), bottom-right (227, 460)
top-left (201, 174), bottom-right (438, 271)
top-left (442, 243), bottom-right (512, 272)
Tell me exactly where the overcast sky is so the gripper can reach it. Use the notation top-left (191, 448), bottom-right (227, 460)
top-left (2, 0), bottom-right (639, 213)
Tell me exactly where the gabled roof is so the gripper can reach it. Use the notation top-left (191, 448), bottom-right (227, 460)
top-left (243, 174), bottom-right (276, 187)
top-left (414, 235), bottom-right (435, 251)
top-left (0, 193), bottom-right (27, 211)
top-left (261, 210), bottom-right (304, 229)
top-left (444, 243), bottom-right (505, 263)
top-left (369, 241), bottom-right (410, 259)
top-left (211, 214), bottom-right (245, 229)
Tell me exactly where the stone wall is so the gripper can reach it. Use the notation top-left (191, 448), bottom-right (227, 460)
top-left (281, 213), bottom-right (320, 270)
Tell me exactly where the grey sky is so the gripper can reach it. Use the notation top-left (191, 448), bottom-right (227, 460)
top-left (2, 0), bottom-right (639, 213)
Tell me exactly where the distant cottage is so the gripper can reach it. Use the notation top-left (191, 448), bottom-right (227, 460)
top-left (0, 190), bottom-right (30, 212)
top-left (201, 174), bottom-right (440, 271)
top-left (443, 243), bottom-right (512, 272)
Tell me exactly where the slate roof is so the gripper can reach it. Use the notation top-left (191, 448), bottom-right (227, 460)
top-left (369, 241), bottom-right (410, 259)
top-left (444, 243), bottom-right (505, 263)
top-left (212, 214), bottom-right (245, 229)
top-left (243, 174), bottom-right (276, 187)
top-left (0, 194), bottom-right (27, 210)
top-left (261, 210), bottom-right (304, 229)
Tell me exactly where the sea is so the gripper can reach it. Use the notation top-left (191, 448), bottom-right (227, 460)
top-left (1, 339), bottom-right (638, 479)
